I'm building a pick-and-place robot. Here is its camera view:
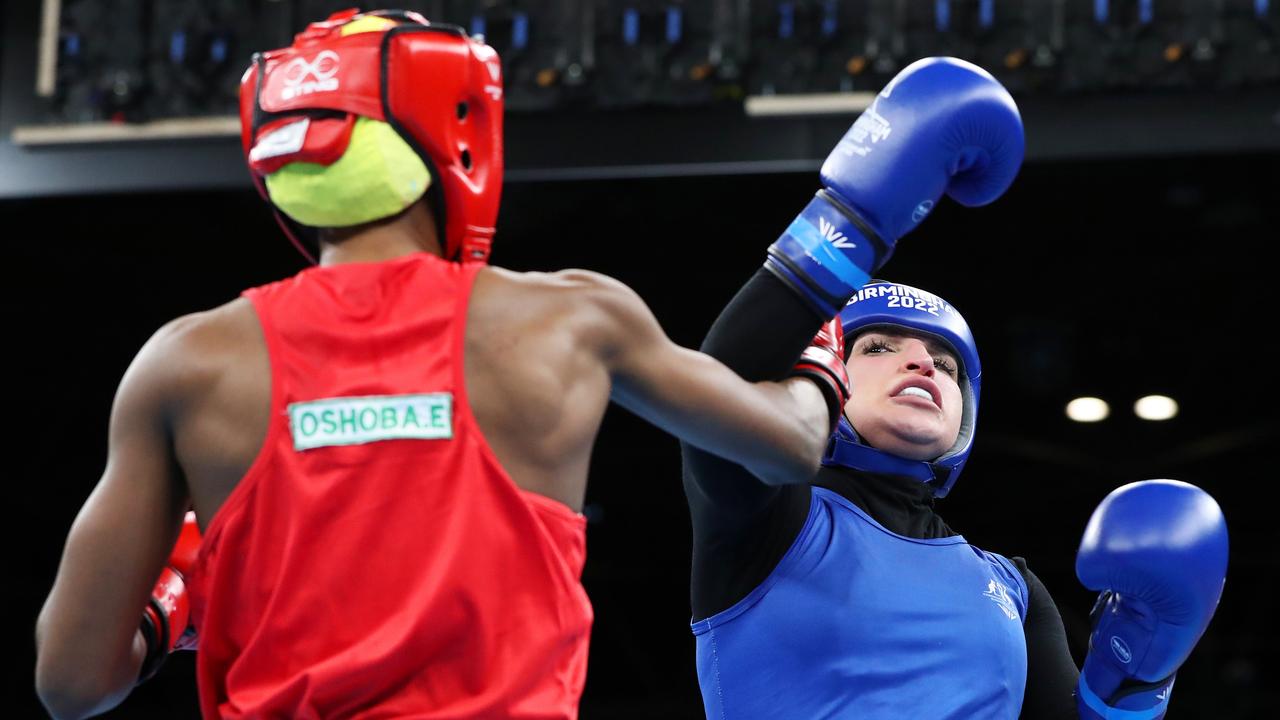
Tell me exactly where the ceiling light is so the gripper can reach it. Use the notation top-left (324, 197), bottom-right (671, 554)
top-left (1134, 395), bottom-right (1178, 421)
top-left (1066, 396), bottom-right (1110, 423)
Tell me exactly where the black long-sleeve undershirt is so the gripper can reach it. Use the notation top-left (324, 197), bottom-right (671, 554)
top-left (680, 268), bottom-right (1079, 720)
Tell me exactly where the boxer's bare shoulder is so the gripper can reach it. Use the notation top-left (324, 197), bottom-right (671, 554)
top-left (470, 266), bottom-right (661, 358)
top-left (120, 300), bottom-right (270, 517)
top-left (136, 299), bottom-right (266, 398)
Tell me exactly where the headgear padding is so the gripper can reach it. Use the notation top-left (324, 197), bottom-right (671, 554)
top-left (823, 281), bottom-right (981, 497)
top-left (240, 9), bottom-right (503, 263)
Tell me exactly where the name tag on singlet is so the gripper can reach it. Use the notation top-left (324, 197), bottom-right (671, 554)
top-left (288, 393), bottom-right (454, 450)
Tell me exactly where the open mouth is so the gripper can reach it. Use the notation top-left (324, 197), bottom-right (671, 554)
top-left (892, 379), bottom-right (941, 409)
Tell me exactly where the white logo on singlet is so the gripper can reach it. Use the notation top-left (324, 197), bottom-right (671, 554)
top-left (984, 579), bottom-right (1020, 621)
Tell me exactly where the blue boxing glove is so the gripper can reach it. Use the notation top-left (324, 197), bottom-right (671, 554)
top-left (1075, 480), bottom-right (1229, 719)
top-left (765, 57), bottom-right (1025, 317)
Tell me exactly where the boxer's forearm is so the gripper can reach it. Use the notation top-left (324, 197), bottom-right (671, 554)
top-left (36, 621), bottom-right (148, 720)
top-left (680, 268), bottom-right (828, 505)
top-left (698, 268), bottom-right (827, 379)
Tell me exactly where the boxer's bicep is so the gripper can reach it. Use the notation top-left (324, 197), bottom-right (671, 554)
top-left (588, 278), bottom-right (827, 486)
top-left (37, 324), bottom-right (192, 714)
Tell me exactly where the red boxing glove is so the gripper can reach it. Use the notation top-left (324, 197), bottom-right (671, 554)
top-left (166, 510), bottom-right (201, 580)
top-left (138, 512), bottom-right (202, 683)
top-left (789, 317), bottom-right (850, 433)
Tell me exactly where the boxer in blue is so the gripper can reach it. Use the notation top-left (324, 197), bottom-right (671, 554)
top-left (682, 57), bottom-right (1228, 720)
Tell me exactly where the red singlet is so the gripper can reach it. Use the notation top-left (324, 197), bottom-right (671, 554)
top-left (187, 254), bottom-right (592, 719)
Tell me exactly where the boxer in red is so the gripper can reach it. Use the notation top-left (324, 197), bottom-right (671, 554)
top-left (34, 10), bottom-right (850, 720)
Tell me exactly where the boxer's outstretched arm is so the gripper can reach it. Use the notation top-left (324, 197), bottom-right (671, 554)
top-left (680, 269), bottom-right (825, 497)
top-left (36, 318), bottom-right (198, 719)
top-left (572, 270), bottom-right (831, 487)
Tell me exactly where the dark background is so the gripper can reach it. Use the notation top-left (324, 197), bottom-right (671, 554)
top-left (6, 1), bottom-right (1280, 718)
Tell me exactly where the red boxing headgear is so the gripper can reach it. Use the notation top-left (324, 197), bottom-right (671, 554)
top-left (239, 9), bottom-right (503, 263)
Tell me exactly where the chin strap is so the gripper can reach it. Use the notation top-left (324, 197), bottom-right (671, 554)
top-left (271, 210), bottom-right (319, 265)
top-left (821, 416), bottom-right (940, 486)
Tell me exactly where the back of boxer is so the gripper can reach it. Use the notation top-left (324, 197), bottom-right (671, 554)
top-left (33, 11), bottom-right (842, 720)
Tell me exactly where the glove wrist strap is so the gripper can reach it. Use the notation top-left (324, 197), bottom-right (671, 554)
top-left (137, 600), bottom-right (171, 684)
top-left (764, 192), bottom-right (881, 317)
top-left (1077, 656), bottom-right (1175, 720)
top-left (790, 347), bottom-right (849, 434)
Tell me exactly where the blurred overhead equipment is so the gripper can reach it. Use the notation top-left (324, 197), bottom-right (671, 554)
top-left (16, 0), bottom-right (1279, 137)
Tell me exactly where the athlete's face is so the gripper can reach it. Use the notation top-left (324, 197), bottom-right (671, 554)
top-left (843, 329), bottom-right (964, 461)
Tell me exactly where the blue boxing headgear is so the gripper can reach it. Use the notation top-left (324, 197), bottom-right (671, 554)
top-left (823, 281), bottom-right (981, 497)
